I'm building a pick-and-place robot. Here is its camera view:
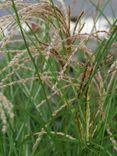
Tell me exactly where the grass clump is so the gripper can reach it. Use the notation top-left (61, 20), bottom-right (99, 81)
top-left (0, 0), bottom-right (117, 155)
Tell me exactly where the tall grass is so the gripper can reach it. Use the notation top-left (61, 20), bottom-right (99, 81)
top-left (0, 0), bottom-right (117, 155)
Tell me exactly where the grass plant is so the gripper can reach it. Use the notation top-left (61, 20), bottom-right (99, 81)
top-left (0, 0), bottom-right (117, 155)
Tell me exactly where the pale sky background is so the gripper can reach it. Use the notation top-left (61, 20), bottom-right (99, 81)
top-left (61, 0), bottom-right (117, 18)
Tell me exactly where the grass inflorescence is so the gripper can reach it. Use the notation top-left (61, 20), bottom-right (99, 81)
top-left (0, 0), bottom-right (117, 155)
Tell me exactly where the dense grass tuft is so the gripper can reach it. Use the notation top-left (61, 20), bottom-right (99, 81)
top-left (0, 0), bottom-right (117, 155)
